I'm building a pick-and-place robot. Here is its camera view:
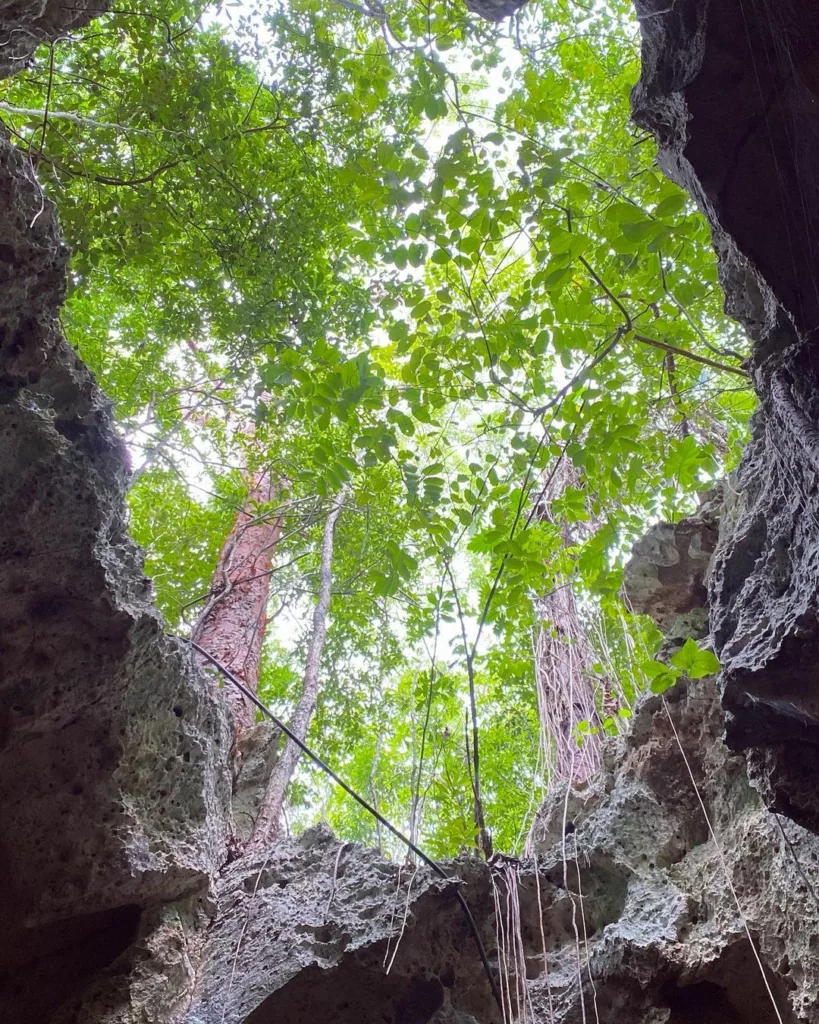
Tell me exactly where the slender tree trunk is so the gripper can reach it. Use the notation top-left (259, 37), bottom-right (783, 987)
top-left (446, 564), bottom-right (492, 859)
top-left (192, 469), bottom-right (282, 735)
top-left (369, 727), bottom-right (384, 852)
top-left (248, 487), bottom-right (348, 850)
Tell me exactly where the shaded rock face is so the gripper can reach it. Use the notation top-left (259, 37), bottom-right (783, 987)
top-left (633, 0), bottom-right (819, 833)
top-left (57, 677), bottom-right (819, 1023)
top-left (55, 825), bottom-right (502, 1024)
top-left (0, 6), bottom-right (232, 1017)
top-left (0, 0), bottom-right (102, 79)
top-left (634, 0), bottom-right (819, 339)
top-left (623, 495), bottom-right (720, 640)
top-left (525, 676), bottom-right (818, 1023)
top-left (187, 827), bottom-right (499, 1024)
top-left (101, 680), bottom-right (816, 1024)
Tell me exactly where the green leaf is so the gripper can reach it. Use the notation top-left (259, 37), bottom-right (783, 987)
top-left (654, 194), bottom-right (687, 218)
top-left (411, 300), bottom-right (432, 319)
top-left (670, 638), bottom-right (721, 679)
top-left (605, 202), bottom-right (650, 225)
top-left (640, 658), bottom-right (681, 694)
top-left (542, 266), bottom-right (574, 290)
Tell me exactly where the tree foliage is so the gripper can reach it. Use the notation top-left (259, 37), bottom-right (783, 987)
top-left (0, 0), bottom-right (752, 855)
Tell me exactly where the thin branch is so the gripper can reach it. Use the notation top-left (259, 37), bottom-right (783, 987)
top-left (579, 256), bottom-right (633, 329)
top-left (531, 331), bottom-right (621, 418)
top-left (410, 582), bottom-right (444, 851)
top-left (248, 486), bottom-right (349, 850)
top-left (633, 332), bottom-right (749, 377)
top-left (579, 255), bottom-right (748, 377)
top-left (0, 100), bottom-right (163, 135)
top-left (659, 256), bottom-right (746, 362)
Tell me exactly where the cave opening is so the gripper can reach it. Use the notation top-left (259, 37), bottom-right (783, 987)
top-left (663, 941), bottom-right (797, 1024)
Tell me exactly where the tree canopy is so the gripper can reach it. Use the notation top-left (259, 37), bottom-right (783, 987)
top-left (0, 0), bottom-right (752, 855)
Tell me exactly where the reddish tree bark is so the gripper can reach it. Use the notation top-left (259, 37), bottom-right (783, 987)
top-left (192, 469), bottom-right (281, 735)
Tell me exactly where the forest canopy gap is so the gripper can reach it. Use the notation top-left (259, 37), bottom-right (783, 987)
top-left (0, 0), bottom-right (750, 856)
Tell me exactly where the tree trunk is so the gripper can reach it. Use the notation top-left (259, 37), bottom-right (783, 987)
top-left (533, 459), bottom-right (604, 789)
top-left (248, 487), bottom-right (348, 850)
top-left (192, 469), bottom-right (281, 735)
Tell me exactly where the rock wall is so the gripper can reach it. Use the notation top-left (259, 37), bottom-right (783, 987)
top-left (632, 0), bottom-right (819, 834)
top-left (0, 0), bottom-right (102, 79)
top-left (0, 1), bottom-right (232, 1016)
top-left (2, 0), bottom-right (819, 1021)
top-left (52, 659), bottom-right (819, 1023)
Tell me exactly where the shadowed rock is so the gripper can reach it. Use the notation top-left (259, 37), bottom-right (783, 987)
top-left (632, 0), bottom-right (819, 832)
top-left (0, 6), bottom-right (232, 1016)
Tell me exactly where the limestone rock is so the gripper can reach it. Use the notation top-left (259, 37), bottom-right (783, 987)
top-left (59, 675), bottom-right (819, 1023)
top-left (57, 826), bottom-right (500, 1024)
top-left (526, 676), bottom-right (818, 1022)
top-left (0, 0), bottom-right (105, 80)
top-left (186, 825), bottom-right (499, 1024)
top-left (632, 0), bottom-right (819, 834)
top-left (623, 502), bottom-right (718, 639)
top-left (0, 129), bottom-right (231, 939)
top-left (0, 19), bottom-right (231, 1019)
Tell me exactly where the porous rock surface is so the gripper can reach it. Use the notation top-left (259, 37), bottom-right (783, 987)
top-left (622, 492), bottom-right (720, 640)
top-left (525, 674), bottom-right (819, 1023)
top-left (0, 12), bottom-right (232, 1017)
top-left (186, 826), bottom-right (498, 1024)
top-left (632, 0), bottom-right (819, 832)
top-left (52, 823), bottom-right (501, 1024)
top-left (56, 670), bottom-right (819, 1024)
top-left (0, 0), bottom-right (103, 79)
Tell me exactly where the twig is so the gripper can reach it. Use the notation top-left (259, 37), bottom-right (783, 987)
top-left (579, 256), bottom-right (747, 377)
top-left (663, 352), bottom-right (690, 437)
top-left (633, 333), bottom-right (748, 377)
top-left (659, 256), bottom-right (746, 362)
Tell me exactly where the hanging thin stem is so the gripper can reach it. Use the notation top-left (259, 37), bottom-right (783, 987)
top-left (446, 561), bottom-right (492, 859)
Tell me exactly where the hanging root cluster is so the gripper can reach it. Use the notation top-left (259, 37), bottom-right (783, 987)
top-left (532, 459), bottom-right (610, 795)
top-left (533, 590), bottom-right (603, 790)
top-left (491, 855), bottom-right (537, 1024)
